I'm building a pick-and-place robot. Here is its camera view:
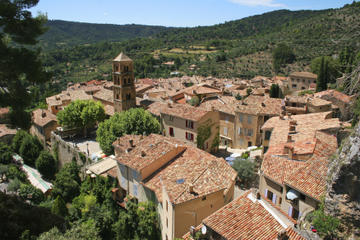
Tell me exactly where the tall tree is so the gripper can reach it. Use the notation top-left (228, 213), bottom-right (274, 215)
top-left (269, 84), bottom-right (283, 98)
top-left (36, 150), bottom-right (56, 180)
top-left (272, 43), bottom-right (295, 73)
top-left (316, 57), bottom-right (328, 92)
top-left (311, 56), bottom-right (341, 84)
top-left (0, 0), bottom-right (50, 129)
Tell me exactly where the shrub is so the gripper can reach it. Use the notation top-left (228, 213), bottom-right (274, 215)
top-left (36, 151), bottom-right (56, 180)
top-left (19, 184), bottom-right (45, 204)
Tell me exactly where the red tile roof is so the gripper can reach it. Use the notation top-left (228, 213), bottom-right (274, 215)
top-left (115, 134), bottom-right (237, 204)
top-left (314, 89), bottom-right (353, 103)
top-left (160, 103), bottom-right (210, 122)
top-left (290, 72), bottom-right (317, 79)
top-left (32, 109), bottom-right (58, 127)
top-left (201, 192), bottom-right (304, 240)
top-left (236, 95), bottom-right (282, 116)
top-left (0, 124), bottom-right (17, 138)
top-left (262, 133), bottom-right (337, 201)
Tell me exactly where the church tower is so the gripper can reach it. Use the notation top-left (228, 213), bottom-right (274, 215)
top-left (113, 52), bottom-right (136, 112)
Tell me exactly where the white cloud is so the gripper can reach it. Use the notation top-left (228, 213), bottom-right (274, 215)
top-left (228, 0), bottom-right (286, 7)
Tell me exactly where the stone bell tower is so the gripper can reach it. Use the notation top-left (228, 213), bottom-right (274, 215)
top-left (112, 52), bottom-right (136, 112)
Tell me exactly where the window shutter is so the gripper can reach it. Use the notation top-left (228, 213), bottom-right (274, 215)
top-left (288, 206), bottom-right (293, 217)
top-left (264, 189), bottom-right (268, 198)
top-left (272, 193), bottom-right (277, 204)
top-left (238, 127), bottom-right (241, 135)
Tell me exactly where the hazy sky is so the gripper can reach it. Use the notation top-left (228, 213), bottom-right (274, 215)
top-left (30, 0), bottom-right (355, 27)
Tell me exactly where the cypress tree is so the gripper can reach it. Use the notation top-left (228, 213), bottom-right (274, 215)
top-left (52, 196), bottom-right (68, 217)
top-left (316, 57), bottom-right (327, 92)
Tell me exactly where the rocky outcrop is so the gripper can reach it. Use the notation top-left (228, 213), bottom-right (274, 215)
top-left (326, 124), bottom-right (360, 236)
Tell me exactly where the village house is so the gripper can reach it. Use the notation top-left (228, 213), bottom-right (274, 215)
top-left (160, 103), bottom-right (219, 152)
top-left (0, 124), bottom-right (17, 144)
top-left (170, 84), bottom-right (222, 104)
top-left (288, 72), bottom-right (317, 91)
top-left (0, 107), bottom-right (10, 124)
top-left (92, 88), bottom-right (115, 116)
top-left (112, 134), bottom-right (237, 240)
top-left (198, 96), bottom-right (238, 148)
top-left (284, 95), bottom-right (334, 116)
top-left (46, 89), bottom-right (92, 115)
top-left (30, 109), bottom-right (59, 148)
top-left (314, 89), bottom-right (354, 121)
top-left (235, 95), bottom-right (282, 148)
top-left (259, 112), bottom-right (341, 222)
top-left (183, 190), bottom-right (304, 240)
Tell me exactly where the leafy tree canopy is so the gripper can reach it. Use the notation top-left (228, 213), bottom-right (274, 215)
top-left (51, 195), bottom-right (68, 217)
top-left (19, 184), bottom-right (45, 204)
top-left (57, 100), bottom-right (106, 136)
top-left (96, 108), bottom-right (160, 155)
top-left (12, 130), bottom-right (29, 153)
top-left (0, 0), bottom-right (50, 128)
top-left (311, 56), bottom-right (341, 84)
top-left (0, 142), bottom-right (13, 164)
top-left (19, 135), bottom-right (42, 166)
top-left (272, 43), bottom-right (295, 73)
top-left (36, 150), bottom-right (56, 180)
top-left (232, 159), bottom-right (256, 188)
top-left (52, 161), bottom-right (80, 202)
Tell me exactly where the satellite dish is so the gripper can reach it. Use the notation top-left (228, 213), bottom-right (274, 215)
top-left (201, 225), bottom-right (207, 235)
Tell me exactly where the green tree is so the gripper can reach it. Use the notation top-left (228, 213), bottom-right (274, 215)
top-left (235, 93), bottom-right (242, 100)
top-left (316, 57), bottom-right (328, 92)
top-left (12, 130), bottom-right (29, 153)
top-left (7, 164), bottom-right (27, 182)
top-left (311, 56), bottom-right (340, 84)
top-left (189, 96), bottom-right (200, 106)
top-left (52, 161), bottom-right (80, 202)
top-left (136, 201), bottom-right (161, 240)
top-left (0, 142), bottom-right (13, 164)
top-left (0, 0), bottom-right (50, 129)
top-left (35, 151), bottom-right (56, 180)
top-left (19, 135), bottom-right (42, 166)
top-left (272, 43), bottom-right (295, 73)
top-left (19, 184), bottom-right (44, 204)
top-left (232, 159), bottom-right (256, 188)
top-left (269, 84), bottom-right (283, 98)
top-left (51, 196), bottom-right (68, 217)
top-left (57, 100), bottom-right (105, 136)
top-left (96, 108), bottom-right (160, 155)
top-left (38, 220), bottom-right (101, 240)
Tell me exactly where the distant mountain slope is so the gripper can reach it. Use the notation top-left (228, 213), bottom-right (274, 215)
top-left (38, 20), bottom-right (171, 49)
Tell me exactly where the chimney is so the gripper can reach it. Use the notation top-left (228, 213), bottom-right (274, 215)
top-left (189, 184), bottom-right (194, 193)
top-left (141, 151), bottom-right (146, 157)
top-left (261, 102), bottom-right (266, 107)
top-left (129, 139), bottom-right (134, 147)
top-left (277, 230), bottom-right (287, 240)
top-left (285, 146), bottom-right (294, 159)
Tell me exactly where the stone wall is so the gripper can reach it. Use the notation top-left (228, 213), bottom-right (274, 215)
top-left (50, 132), bottom-right (87, 170)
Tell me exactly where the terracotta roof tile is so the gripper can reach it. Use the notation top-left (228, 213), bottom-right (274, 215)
top-left (236, 95), bottom-right (282, 116)
top-left (32, 109), bottom-right (57, 127)
top-left (93, 88), bottom-right (113, 103)
top-left (314, 89), bottom-right (353, 103)
top-left (290, 72), bottom-right (317, 79)
top-left (115, 134), bottom-right (236, 204)
top-left (160, 103), bottom-right (210, 122)
top-left (201, 192), bottom-right (304, 240)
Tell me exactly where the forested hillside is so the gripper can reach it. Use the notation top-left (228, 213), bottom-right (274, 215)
top-left (39, 2), bottom-right (360, 96)
top-left (39, 20), bottom-right (170, 49)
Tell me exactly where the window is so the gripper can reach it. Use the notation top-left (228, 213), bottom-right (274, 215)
top-left (169, 127), bottom-right (174, 137)
top-left (239, 114), bottom-right (243, 122)
top-left (128, 78), bottom-right (132, 84)
top-left (115, 65), bottom-right (119, 72)
top-left (247, 128), bottom-right (253, 137)
top-left (238, 127), bottom-right (242, 135)
top-left (166, 201), bottom-right (168, 212)
top-left (126, 93), bottom-right (131, 100)
top-left (133, 184), bottom-right (138, 196)
top-left (247, 116), bottom-right (252, 124)
top-left (124, 66), bottom-right (129, 72)
top-left (185, 132), bottom-right (194, 141)
top-left (279, 197), bottom-right (282, 205)
top-left (202, 196), bottom-right (206, 201)
top-left (186, 120), bottom-right (194, 129)
top-left (166, 217), bottom-right (168, 228)
top-left (169, 115), bottom-right (174, 121)
top-left (292, 84), bottom-right (297, 88)
top-left (225, 116), bottom-right (229, 123)
top-left (116, 94), bottom-right (119, 99)
top-left (265, 131), bottom-right (271, 140)
top-left (223, 127), bottom-right (228, 136)
top-left (267, 190), bottom-right (274, 201)
top-left (239, 138), bottom-right (244, 145)
top-left (248, 141), bottom-right (252, 147)
top-left (264, 116), bottom-right (270, 122)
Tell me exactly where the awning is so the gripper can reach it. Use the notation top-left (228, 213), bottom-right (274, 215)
top-left (286, 189), bottom-right (300, 200)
